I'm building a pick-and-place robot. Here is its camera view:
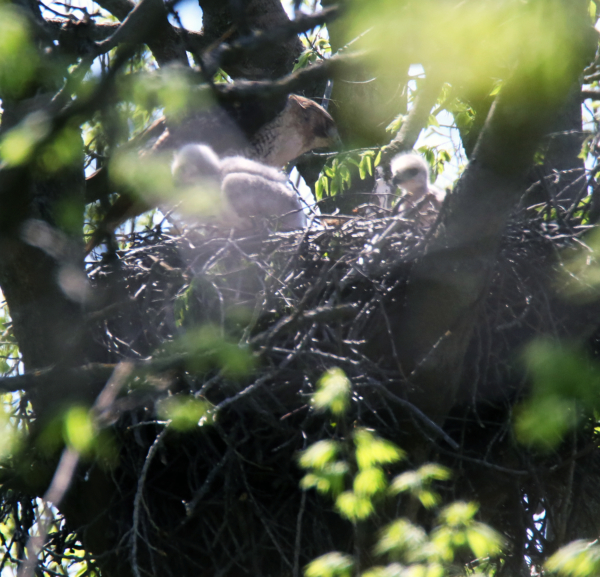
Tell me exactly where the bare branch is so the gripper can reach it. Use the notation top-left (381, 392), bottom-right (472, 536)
top-left (380, 73), bottom-right (444, 165)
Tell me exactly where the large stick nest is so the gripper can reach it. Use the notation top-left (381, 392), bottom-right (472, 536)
top-left (10, 202), bottom-right (600, 577)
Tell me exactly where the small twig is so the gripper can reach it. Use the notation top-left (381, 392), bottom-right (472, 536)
top-left (17, 362), bottom-right (133, 577)
top-left (130, 423), bottom-right (171, 577)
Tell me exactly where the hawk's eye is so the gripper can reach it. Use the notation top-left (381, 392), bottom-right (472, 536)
top-left (314, 122), bottom-right (330, 138)
top-left (404, 168), bottom-right (419, 178)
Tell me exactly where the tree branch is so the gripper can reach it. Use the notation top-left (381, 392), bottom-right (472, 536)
top-left (370, 0), bottom-right (597, 421)
top-left (92, 0), bottom-right (187, 65)
top-left (379, 73), bottom-right (444, 165)
top-left (206, 6), bottom-right (339, 76)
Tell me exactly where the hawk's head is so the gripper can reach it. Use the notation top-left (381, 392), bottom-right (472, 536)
top-left (288, 94), bottom-right (339, 152)
top-left (252, 94), bottom-right (339, 167)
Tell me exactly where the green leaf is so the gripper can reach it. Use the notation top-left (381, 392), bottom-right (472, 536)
top-left (305, 552), bottom-right (354, 577)
top-left (358, 155), bottom-right (367, 179)
top-left (293, 51), bottom-right (311, 72)
top-left (374, 149), bottom-right (382, 167)
top-left (417, 463), bottom-right (451, 482)
top-left (353, 467), bottom-right (387, 497)
top-left (298, 440), bottom-right (341, 469)
top-left (64, 406), bottom-right (95, 454)
top-left (355, 429), bottom-right (404, 469)
top-left (335, 490), bottom-right (374, 521)
top-left (0, 111), bottom-right (50, 166)
top-left (375, 519), bottom-right (427, 559)
top-left (316, 175), bottom-right (329, 200)
top-left (438, 501), bottom-right (478, 528)
top-left (300, 461), bottom-right (349, 497)
top-left (156, 396), bottom-right (213, 430)
top-left (514, 395), bottom-right (577, 450)
top-left (386, 114), bottom-right (406, 134)
top-left (164, 325), bottom-right (255, 379)
top-left (340, 165), bottom-right (351, 188)
top-left (416, 490), bottom-right (441, 510)
top-left (465, 523), bottom-right (504, 558)
top-left (331, 173), bottom-right (340, 196)
top-left (427, 115), bottom-right (440, 128)
top-left (0, 8), bottom-right (39, 99)
top-left (312, 368), bottom-right (351, 416)
top-left (547, 540), bottom-right (600, 577)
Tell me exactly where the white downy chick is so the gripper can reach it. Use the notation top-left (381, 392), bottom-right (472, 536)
top-left (390, 153), bottom-right (445, 222)
top-left (172, 145), bottom-right (306, 231)
top-left (220, 156), bottom-right (306, 231)
top-left (171, 143), bottom-right (236, 224)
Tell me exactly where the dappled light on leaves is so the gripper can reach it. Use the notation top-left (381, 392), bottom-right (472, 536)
top-left (110, 150), bottom-right (175, 205)
top-left (312, 367), bottom-right (351, 415)
top-left (431, 502), bottom-right (505, 563)
top-left (156, 395), bottom-right (213, 431)
top-left (305, 552), bottom-right (354, 577)
top-left (164, 325), bottom-right (255, 379)
top-left (562, 227), bottom-right (600, 301)
top-left (389, 464), bottom-right (450, 510)
top-left (345, 0), bottom-right (586, 95)
top-left (546, 539), bottom-right (600, 577)
top-left (0, 7), bottom-right (38, 100)
top-left (355, 428), bottom-right (405, 470)
top-left (375, 519), bottom-right (428, 561)
top-left (63, 406), bottom-right (95, 455)
top-left (0, 395), bottom-right (22, 462)
top-left (515, 340), bottom-right (600, 450)
top-left (0, 111), bottom-right (50, 166)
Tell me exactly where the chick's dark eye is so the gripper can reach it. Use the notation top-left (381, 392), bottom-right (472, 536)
top-left (404, 168), bottom-right (419, 178)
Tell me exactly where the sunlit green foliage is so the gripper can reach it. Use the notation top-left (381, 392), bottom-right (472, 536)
top-left (312, 367), bottom-right (352, 415)
top-left (0, 6), bottom-right (39, 99)
top-left (515, 340), bottom-right (600, 450)
top-left (0, 395), bottom-right (22, 461)
top-left (561, 227), bottom-right (600, 301)
top-left (63, 405), bottom-right (96, 454)
top-left (156, 395), bottom-right (213, 430)
top-left (293, 33), bottom-right (331, 72)
top-left (315, 149), bottom-right (380, 200)
top-left (390, 463), bottom-right (450, 509)
top-left (37, 403), bottom-right (117, 463)
top-left (432, 502), bottom-right (504, 562)
top-left (344, 0), bottom-right (586, 114)
top-left (305, 552), bottom-right (354, 577)
top-left (416, 147), bottom-right (451, 182)
top-left (0, 303), bottom-right (19, 378)
top-left (302, 368), bottom-right (503, 577)
top-left (547, 539), bottom-right (600, 577)
top-left (164, 324), bottom-right (255, 379)
top-left (0, 111), bottom-right (51, 167)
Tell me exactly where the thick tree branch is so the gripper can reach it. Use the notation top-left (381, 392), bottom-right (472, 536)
top-left (93, 0), bottom-right (187, 65)
top-left (370, 0), bottom-right (597, 421)
top-left (206, 6), bottom-right (339, 76)
top-left (213, 51), bottom-right (361, 102)
top-left (198, 0), bottom-right (304, 81)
